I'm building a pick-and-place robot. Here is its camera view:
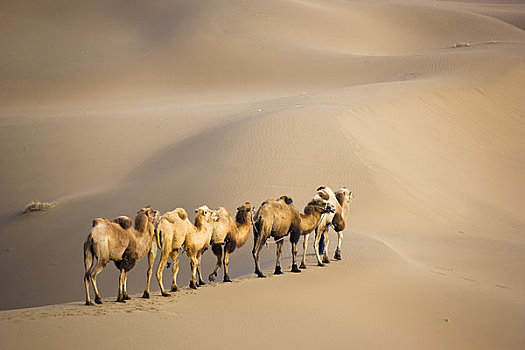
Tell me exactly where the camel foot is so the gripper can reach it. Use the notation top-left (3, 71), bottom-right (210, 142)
top-left (142, 291), bottom-right (150, 299)
top-left (322, 256), bottom-right (331, 264)
top-left (334, 249), bottom-right (342, 260)
top-left (161, 291), bottom-right (171, 297)
top-left (223, 276), bottom-right (232, 283)
top-left (95, 297), bottom-right (102, 304)
top-left (256, 271), bottom-right (266, 278)
top-left (85, 301), bottom-right (94, 306)
top-left (291, 264), bottom-right (301, 273)
top-left (189, 281), bottom-right (198, 289)
top-left (116, 298), bottom-right (126, 303)
top-left (170, 286), bottom-right (179, 292)
top-left (124, 294), bottom-right (131, 300)
top-left (208, 273), bottom-right (216, 282)
top-left (198, 280), bottom-right (206, 286)
top-left (299, 262), bottom-right (307, 269)
top-left (274, 266), bottom-right (283, 275)
top-left (317, 262), bottom-right (325, 267)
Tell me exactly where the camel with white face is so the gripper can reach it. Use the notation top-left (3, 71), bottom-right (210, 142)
top-left (83, 206), bottom-right (159, 305)
top-left (313, 186), bottom-right (340, 266)
top-left (208, 203), bottom-right (254, 283)
top-left (313, 186), bottom-right (353, 265)
top-left (143, 205), bottom-right (218, 297)
top-left (333, 187), bottom-right (353, 260)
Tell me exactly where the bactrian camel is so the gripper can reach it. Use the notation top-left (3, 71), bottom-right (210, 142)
top-left (296, 195), bottom-right (336, 269)
top-left (83, 205), bottom-right (159, 305)
top-left (252, 195), bottom-right (334, 277)
top-left (208, 202), bottom-right (254, 283)
top-left (313, 186), bottom-right (353, 266)
top-left (333, 187), bottom-right (353, 260)
top-left (143, 205), bottom-right (218, 297)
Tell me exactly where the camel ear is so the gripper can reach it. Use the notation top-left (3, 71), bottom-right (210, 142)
top-left (317, 186), bottom-right (326, 191)
top-left (318, 191), bottom-right (329, 200)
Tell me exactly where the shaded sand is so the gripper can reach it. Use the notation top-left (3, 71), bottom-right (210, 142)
top-left (1, 0), bottom-right (525, 349)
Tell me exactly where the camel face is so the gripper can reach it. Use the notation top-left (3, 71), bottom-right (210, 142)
top-left (194, 205), bottom-right (219, 222)
top-left (138, 206), bottom-right (160, 225)
top-left (310, 196), bottom-right (336, 214)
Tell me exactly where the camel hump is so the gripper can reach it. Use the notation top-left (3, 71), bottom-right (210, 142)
top-left (112, 216), bottom-right (133, 230)
top-left (92, 218), bottom-right (106, 227)
top-left (176, 208), bottom-right (187, 220)
top-left (335, 191), bottom-right (346, 205)
top-left (278, 195), bottom-right (293, 205)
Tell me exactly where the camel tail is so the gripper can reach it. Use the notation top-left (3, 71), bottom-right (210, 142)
top-left (156, 228), bottom-right (162, 250)
top-left (83, 237), bottom-right (95, 276)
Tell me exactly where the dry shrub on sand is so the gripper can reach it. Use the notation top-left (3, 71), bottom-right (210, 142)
top-left (22, 201), bottom-right (57, 214)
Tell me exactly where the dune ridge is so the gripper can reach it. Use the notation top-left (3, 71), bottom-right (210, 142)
top-left (1, 0), bottom-right (524, 349)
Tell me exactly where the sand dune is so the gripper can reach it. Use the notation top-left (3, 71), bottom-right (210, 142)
top-left (1, 0), bottom-right (525, 349)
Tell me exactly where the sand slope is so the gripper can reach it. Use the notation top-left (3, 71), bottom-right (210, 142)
top-left (1, 0), bottom-right (525, 349)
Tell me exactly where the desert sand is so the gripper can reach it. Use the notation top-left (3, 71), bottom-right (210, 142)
top-left (1, 0), bottom-right (524, 349)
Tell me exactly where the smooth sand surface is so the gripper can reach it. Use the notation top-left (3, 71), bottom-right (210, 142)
top-left (1, 0), bottom-right (524, 349)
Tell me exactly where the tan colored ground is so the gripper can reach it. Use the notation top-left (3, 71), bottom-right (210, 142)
top-left (1, 0), bottom-right (524, 349)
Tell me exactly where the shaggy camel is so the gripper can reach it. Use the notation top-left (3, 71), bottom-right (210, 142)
top-left (333, 187), bottom-right (353, 260)
top-left (252, 195), bottom-right (334, 277)
top-left (208, 202), bottom-right (254, 283)
top-left (83, 206), bottom-right (159, 305)
top-left (313, 186), bottom-right (353, 265)
top-left (143, 205), bottom-right (218, 297)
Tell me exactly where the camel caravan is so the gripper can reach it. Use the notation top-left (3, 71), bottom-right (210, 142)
top-left (83, 187), bottom-right (353, 306)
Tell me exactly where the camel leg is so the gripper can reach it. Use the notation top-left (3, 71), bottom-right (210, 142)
top-left (123, 272), bottom-right (131, 300)
top-left (223, 242), bottom-right (234, 282)
top-left (335, 230), bottom-right (343, 260)
top-left (189, 255), bottom-right (199, 289)
top-left (314, 227), bottom-right (324, 267)
top-left (208, 244), bottom-right (222, 283)
top-left (156, 249), bottom-right (171, 297)
top-left (116, 268), bottom-right (126, 303)
top-left (300, 233), bottom-right (309, 269)
top-left (252, 234), bottom-right (268, 278)
top-left (83, 242), bottom-right (95, 306)
top-left (90, 258), bottom-right (108, 304)
top-left (170, 249), bottom-right (180, 292)
top-left (142, 244), bottom-right (157, 298)
top-left (223, 241), bottom-right (236, 282)
top-left (322, 230), bottom-right (330, 264)
top-left (197, 250), bottom-right (206, 286)
top-left (290, 231), bottom-right (301, 273)
top-left (274, 239), bottom-right (284, 275)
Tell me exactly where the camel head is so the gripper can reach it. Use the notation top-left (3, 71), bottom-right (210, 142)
top-left (338, 187), bottom-right (354, 203)
top-left (135, 205), bottom-right (160, 233)
top-left (309, 195), bottom-right (336, 214)
top-left (236, 202), bottom-right (254, 224)
top-left (237, 202), bottom-right (253, 213)
top-left (194, 205), bottom-right (220, 223)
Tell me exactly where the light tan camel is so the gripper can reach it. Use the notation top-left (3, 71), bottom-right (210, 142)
top-left (333, 187), bottom-right (353, 260)
top-left (83, 205), bottom-right (159, 305)
top-left (313, 186), bottom-right (353, 265)
top-left (208, 202), bottom-right (254, 283)
top-left (252, 195), bottom-right (333, 277)
top-left (313, 186), bottom-right (340, 266)
top-left (143, 205), bottom-right (218, 297)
